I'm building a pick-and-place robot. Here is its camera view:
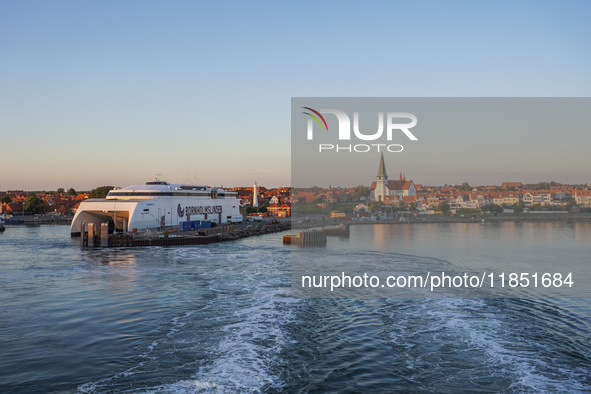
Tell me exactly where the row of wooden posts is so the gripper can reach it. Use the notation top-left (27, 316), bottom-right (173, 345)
top-left (81, 222), bottom-right (110, 247)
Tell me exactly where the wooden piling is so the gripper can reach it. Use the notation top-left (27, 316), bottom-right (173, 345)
top-left (324, 223), bottom-right (350, 237)
top-left (101, 223), bottom-right (109, 247)
top-left (283, 229), bottom-right (327, 246)
top-left (87, 223), bottom-right (94, 248)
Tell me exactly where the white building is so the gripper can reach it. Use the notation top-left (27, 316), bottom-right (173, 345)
top-left (369, 153), bottom-right (416, 203)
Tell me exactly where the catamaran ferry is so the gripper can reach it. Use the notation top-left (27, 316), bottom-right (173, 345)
top-left (70, 180), bottom-right (241, 236)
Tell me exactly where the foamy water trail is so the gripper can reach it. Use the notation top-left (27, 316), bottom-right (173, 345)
top-left (77, 245), bottom-right (299, 393)
top-left (380, 297), bottom-right (591, 392)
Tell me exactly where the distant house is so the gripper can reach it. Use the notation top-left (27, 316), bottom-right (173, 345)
top-left (522, 191), bottom-right (552, 206)
top-left (354, 203), bottom-right (369, 212)
top-left (425, 196), bottom-right (440, 209)
top-left (470, 193), bottom-right (491, 207)
top-left (269, 195), bottom-right (280, 205)
top-left (574, 189), bottom-right (591, 206)
top-left (491, 192), bottom-right (520, 206)
top-left (266, 203), bottom-right (291, 217)
top-left (452, 195), bottom-right (478, 209)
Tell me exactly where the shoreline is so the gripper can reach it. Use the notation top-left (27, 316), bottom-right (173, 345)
top-left (4, 214), bottom-right (589, 248)
top-left (3, 214), bottom-right (73, 225)
top-left (4, 213), bottom-right (590, 228)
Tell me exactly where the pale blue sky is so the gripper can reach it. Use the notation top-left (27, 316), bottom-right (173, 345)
top-left (1, 1), bottom-right (590, 190)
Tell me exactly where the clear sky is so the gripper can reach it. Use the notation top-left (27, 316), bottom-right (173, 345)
top-left (1, 1), bottom-right (590, 191)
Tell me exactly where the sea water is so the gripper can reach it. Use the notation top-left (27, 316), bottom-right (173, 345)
top-left (0, 223), bottom-right (589, 392)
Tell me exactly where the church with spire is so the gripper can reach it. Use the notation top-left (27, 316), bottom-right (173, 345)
top-left (369, 153), bottom-right (416, 203)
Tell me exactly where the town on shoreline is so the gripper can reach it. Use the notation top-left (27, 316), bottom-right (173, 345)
top-left (3, 154), bottom-right (591, 223)
top-left (2, 179), bottom-right (590, 226)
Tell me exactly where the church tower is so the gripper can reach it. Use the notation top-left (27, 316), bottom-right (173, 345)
top-left (374, 153), bottom-right (388, 202)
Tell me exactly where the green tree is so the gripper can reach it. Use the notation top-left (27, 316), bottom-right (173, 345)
top-left (485, 203), bottom-right (504, 215)
top-left (66, 188), bottom-right (76, 196)
top-left (24, 193), bottom-right (43, 213)
top-left (369, 202), bottom-right (382, 214)
top-left (437, 201), bottom-right (451, 215)
top-left (56, 187), bottom-right (65, 195)
top-left (353, 185), bottom-right (371, 200)
top-left (456, 208), bottom-right (479, 216)
top-left (89, 186), bottom-right (114, 199)
top-left (1, 196), bottom-right (11, 204)
top-left (295, 204), bottom-right (327, 215)
top-left (513, 201), bottom-right (525, 215)
top-left (563, 196), bottom-right (575, 205)
top-left (535, 182), bottom-right (549, 190)
top-left (409, 202), bottom-right (417, 212)
top-left (459, 182), bottom-right (472, 191)
top-left (333, 202), bottom-right (355, 214)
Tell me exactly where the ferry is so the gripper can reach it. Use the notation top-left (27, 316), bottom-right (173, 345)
top-left (70, 180), bottom-right (241, 236)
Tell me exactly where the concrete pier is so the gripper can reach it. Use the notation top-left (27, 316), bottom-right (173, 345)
top-left (283, 229), bottom-right (327, 246)
top-left (283, 224), bottom-right (349, 246)
top-left (80, 221), bottom-right (291, 248)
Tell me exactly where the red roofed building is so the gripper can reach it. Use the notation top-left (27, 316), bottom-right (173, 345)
top-left (1, 203), bottom-right (12, 214)
top-left (74, 193), bottom-right (89, 201)
top-left (574, 189), bottom-right (591, 206)
top-left (266, 203), bottom-right (291, 217)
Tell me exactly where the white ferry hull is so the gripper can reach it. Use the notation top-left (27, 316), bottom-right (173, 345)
top-left (70, 183), bottom-right (241, 236)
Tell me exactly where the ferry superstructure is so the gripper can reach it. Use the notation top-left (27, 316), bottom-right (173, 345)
top-left (70, 181), bottom-right (241, 236)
